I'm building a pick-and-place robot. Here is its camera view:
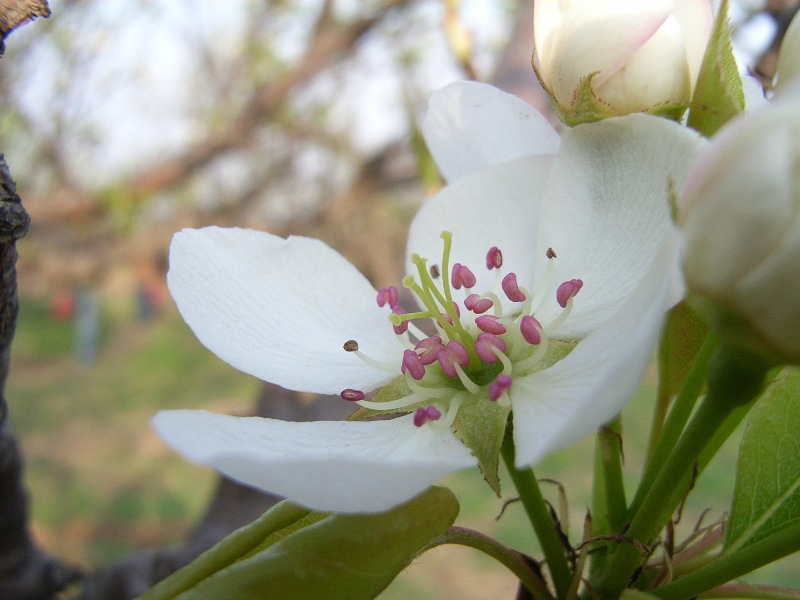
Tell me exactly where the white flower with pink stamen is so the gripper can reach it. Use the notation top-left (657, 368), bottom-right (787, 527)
top-left (153, 82), bottom-right (705, 514)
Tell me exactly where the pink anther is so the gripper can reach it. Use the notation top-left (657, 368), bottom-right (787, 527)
top-left (486, 246), bottom-right (503, 270)
top-left (556, 279), bottom-right (584, 308)
top-left (401, 349), bottom-right (425, 380)
top-left (376, 286), bottom-right (399, 308)
top-left (341, 389), bottom-right (365, 402)
top-left (475, 333), bottom-right (506, 364)
top-left (392, 305), bottom-right (409, 334)
top-left (476, 315), bottom-right (506, 335)
top-left (520, 315), bottom-right (542, 345)
top-left (488, 374), bottom-right (513, 402)
top-left (437, 341), bottom-right (470, 378)
top-left (452, 263), bottom-right (477, 289)
top-left (415, 336), bottom-right (444, 365)
top-left (464, 293), bottom-right (493, 314)
top-left (413, 405), bottom-right (442, 427)
top-left (502, 273), bottom-right (526, 302)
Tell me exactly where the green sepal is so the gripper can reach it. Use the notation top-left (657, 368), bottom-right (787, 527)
top-left (139, 486), bottom-right (460, 600)
top-left (686, 0), bottom-right (744, 137)
top-left (658, 302), bottom-right (709, 401)
top-left (452, 396), bottom-right (510, 495)
top-left (726, 368), bottom-right (800, 553)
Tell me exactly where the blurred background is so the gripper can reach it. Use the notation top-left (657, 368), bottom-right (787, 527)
top-left (1, 0), bottom-right (798, 597)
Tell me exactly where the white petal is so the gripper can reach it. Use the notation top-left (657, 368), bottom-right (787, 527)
top-left (533, 114), bottom-right (705, 336)
top-left (406, 157), bottom-right (554, 304)
top-left (152, 410), bottom-right (477, 513)
top-left (168, 227), bottom-right (402, 395)
top-left (510, 233), bottom-right (678, 466)
top-left (422, 81), bottom-right (560, 183)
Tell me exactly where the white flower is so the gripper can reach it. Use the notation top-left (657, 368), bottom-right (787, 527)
top-left (154, 82), bottom-right (705, 514)
top-left (533, 0), bottom-right (713, 123)
top-left (680, 91), bottom-right (800, 363)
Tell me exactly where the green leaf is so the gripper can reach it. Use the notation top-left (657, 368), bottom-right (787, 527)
top-left (452, 397), bottom-right (510, 495)
top-left (726, 368), bottom-right (800, 553)
top-left (138, 501), bottom-right (312, 600)
top-left (686, 0), bottom-right (745, 136)
top-left (166, 486), bottom-right (460, 600)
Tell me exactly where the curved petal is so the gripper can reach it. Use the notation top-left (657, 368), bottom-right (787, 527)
top-left (152, 410), bottom-right (477, 513)
top-left (406, 156), bottom-right (554, 306)
top-left (422, 81), bottom-right (560, 183)
top-left (510, 233), bottom-right (678, 466)
top-left (673, 0), bottom-right (713, 89)
top-left (168, 227), bottom-right (403, 395)
top-left (549, 4), bottom-right (672, 105)
top-left (533, 113), bottom-right (705, 336)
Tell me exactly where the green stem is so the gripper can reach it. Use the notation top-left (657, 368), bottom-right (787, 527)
top-left (594, 345), bottom-right (769, 598)
top-left (598, 416), bottom-right (627, 534)
top-left (699, 584), bottom-right (800, 599)
top-left (632, 335), bottom-right (717, 518)
top-left (650, 522), bottom-right (800, 599)
top-left (502, 428), bottom-right (572, 599)
top-left (426, 526), bottom-right (554, 600)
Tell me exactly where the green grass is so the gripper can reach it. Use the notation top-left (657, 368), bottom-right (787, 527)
top-left (6, 295), bottom-right (800, 594)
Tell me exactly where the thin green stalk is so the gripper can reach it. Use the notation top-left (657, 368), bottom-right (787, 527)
top-left (598, 416), bottom-right (627, 534)
top-left (650, 522), bottom-right (800, 599)
top-left (699, 584), bottom-right (800, 599)
top-left (502, 428), bottom-right (572, 599)
top-left (632, 335), bottom-right (717, 518)
top-left (426, 526), bottom-right (554, 600)
top-left (594, 345), bottom-right (769, 598)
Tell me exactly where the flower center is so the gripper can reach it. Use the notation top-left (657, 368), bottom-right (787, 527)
top-left (341, 231), bottom-right (583, 429)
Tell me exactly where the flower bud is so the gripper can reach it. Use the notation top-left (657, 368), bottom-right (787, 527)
top-left (533, 0), bottom-right (712, 125)
top-left (679, 94), bottom-right (800, 364)
top-left (776, 9), bottom-right (800, 92)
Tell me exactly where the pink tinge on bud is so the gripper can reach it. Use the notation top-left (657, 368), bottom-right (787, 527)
top-left (392, 305), bottom-right (409, 334)
top-left (341, 388), bottom-right (365, 402)
top-left (413, 405), bottom-right (443, 427)
top-left (452, 263), bottom-right (477, 289)
top-left (502, 273), bottom-right (526, 302)
top-left (488, 374), bottom-right (513, 402)
top-left (486, 246), bottom-right (503, 270)
top-left (437, 341), bottom-right (470, 378)
top-left (520, 315), bottom-right (542, 345)
top-left (452, 302), bottom-right (461, 318)
top-left (464, 293), bottom-right (493, 314)
top-left (415, 336), bottom-right (444, 365)
top-left (556, 279), bottom-right (584, 308)
top-left (377, 286), bottom-right (399, 308)
top-left (401, 349), bottom-right (425, 380)
top-left (476, 315), bottom-right (507, 335)
top-left (475, 333), bottom-right (506, 364)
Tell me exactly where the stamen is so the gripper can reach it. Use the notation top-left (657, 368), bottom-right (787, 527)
top-left (529, 249), bottom-right (556, 313)
top-left (341, 389), bottom-right (365, 401)
top-left (401, 349), bottom-right (425, 380)
top-left (452, 263), bottom-right (477, 289)
top-left (520, 315), bottom-right (542, 345)
top-left (343, 340), bottom-right (359, 352)
top-left (440, 394), bottom-right (465, 428)
top-left (464, 293), bottom-right (493, 314)
top-left (486, 246), bottom-right (503, 269)
top-left (429, 264), bottom-right (440, 279)
top-left (377, 286), bottom-right (399, 308)
top-left (502, 273), bottom-right (526, 302)
top-left (557, 279), bottom-right (584, 308)
top-left (453, 363), bottom-right (481, 394)
top-left (437, 341), bottom-right (470, 378)
top-left (514, 334), bottom-right (551, 374)
top-left (414, 405), bottom-right (442, 427)
top-left (476, 315), bottom-right (507, 335)
top-left (415, 336), bottom-right (444, 365)
top-left (488, 374), bottom-right (512, 402)
top-left (475, 333), bottom-right (506, 364)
